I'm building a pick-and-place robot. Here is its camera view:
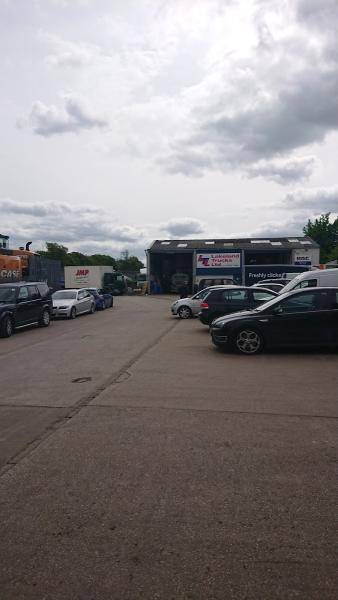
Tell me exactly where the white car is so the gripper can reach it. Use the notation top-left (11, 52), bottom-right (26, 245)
top-left (52, 288), bottom-right (96, 319)
top-left (171, 286), bottom-right (231, 319)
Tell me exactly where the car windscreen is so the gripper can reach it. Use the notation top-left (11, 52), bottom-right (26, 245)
top-left (0, 287), bottom-right (16, 303)
top-left (253, 295), bottom-right (281, 312)
top-left (52, 291), bottom-right (77, 299)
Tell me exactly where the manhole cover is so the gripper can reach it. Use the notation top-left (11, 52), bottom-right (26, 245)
top-left (71, 377), bottom-right (92, 384)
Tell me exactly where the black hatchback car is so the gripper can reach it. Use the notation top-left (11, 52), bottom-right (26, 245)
top-left (210, 287), bottom-right (338, 354)
top-left (199, 286), bottom-right (277, 325)
top-left (0, 282), bottom-right (52, 338)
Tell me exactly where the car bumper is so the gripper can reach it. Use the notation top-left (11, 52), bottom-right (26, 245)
top-left (52, 308), bottom-right (71, 318)
top-left (171, 307), bottom-right (178, 315)
top-left (198, 312), bottom-right (210, 325)
top-left (211, 333), bottom-right (229, 346)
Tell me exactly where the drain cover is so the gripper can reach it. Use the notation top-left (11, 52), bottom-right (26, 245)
top-left (71, 377), bottom-right (92, 384)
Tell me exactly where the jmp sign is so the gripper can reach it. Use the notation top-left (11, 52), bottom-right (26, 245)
top-left (197, 252), bottom-right (241, 269)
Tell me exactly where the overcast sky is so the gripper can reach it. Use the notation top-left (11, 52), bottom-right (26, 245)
top-left (1, 0), bottom-right (337, 260)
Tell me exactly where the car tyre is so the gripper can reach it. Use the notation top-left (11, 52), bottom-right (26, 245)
top-left (0, 316), bottom-right (14, 338)
top-left (233, 328), bottom-right (264, 355)
top-left (70, 307), bottom-right (77, 319)
top-left (178, 306), bottom-right (192, 319)
top-left (39, 309), bottom-right (50, 327)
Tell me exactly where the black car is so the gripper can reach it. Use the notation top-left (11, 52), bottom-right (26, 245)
top-left (0, 282), bottom-right (52, 338)
top-left (210, 287), bottom-right (338, 355)
top-left (199, 286), bottom-right (278, 325)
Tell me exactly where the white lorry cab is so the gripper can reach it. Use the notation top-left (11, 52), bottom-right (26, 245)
top-left (280, 268), bottom-right (338, 293)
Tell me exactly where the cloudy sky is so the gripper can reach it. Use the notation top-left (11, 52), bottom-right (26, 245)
top-left (1, 0), bottom-right (337, 260)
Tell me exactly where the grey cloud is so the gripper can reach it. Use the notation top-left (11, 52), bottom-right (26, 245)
top-left (251, 216), bottom-right (307, 238)
top-left (246, 156), bottom-right (318, 185)
top-left (0, 198), bottom-right (97, 217)
top-left (1, 197), bottom-right (143, 247)
top-left (161, 218), bottom-right (204, 236)
top-left (283, 185), bottom-right (338, 213)
top-left (163, 1), bottom-right (338, 183)
top-left (27, 95), bottom-right (108, 137)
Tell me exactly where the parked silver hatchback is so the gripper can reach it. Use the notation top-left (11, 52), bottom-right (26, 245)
top-left (52, 288), bottom-right (95, 319)
top-left (171, 286), bottom-right (232, 319)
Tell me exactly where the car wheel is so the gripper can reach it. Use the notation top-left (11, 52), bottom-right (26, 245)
top-left (109, 299), bottom-right (113, 308)
top-left (39, 309), bottom-right (50, 327)
top-left (178, 306), bottom-right (192, 319)
top-left (233, 328), bottom-right (264, 355)
top-left (70, 307), bottom-right (77, 319)
top-left (0, 316), bottom-right (13, 338)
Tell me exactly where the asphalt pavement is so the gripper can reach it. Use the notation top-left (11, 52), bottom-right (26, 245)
top-left (0, 295), bottom-right (337, 599)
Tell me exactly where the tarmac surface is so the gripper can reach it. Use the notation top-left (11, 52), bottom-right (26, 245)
top-left (0, 295), bottom-right (337, 599)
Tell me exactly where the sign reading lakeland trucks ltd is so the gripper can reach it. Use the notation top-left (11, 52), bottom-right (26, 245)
top-left (197, 252), bottom-right (241, 269)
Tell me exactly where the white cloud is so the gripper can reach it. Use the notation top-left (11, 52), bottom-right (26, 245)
top-left (26, 95), bottom-right (108, 137)
top-left (246, 156), bottom-right (319, 185)
top-left (283, 185), bottom-right (338, 213)
top-left (161, 218), bottom-right (204, 236)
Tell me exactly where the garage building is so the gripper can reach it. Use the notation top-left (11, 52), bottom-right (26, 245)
top-left (146, 237), bottom-right (320, 293)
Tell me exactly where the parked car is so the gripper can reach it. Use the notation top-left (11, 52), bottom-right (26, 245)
top-left (85, 288), bottom-right (106, 311)
top-left (210, 287), bottom-right (338, 354)
top-left (280, 268), bottom-right (338, 293)
top-left (199, 286), bottom-right (278, 325)
top-left (97, 288), bottom-right (114, 308)
top-left (196, 277), bottom-right (235, 291)
top-left (252, 282), bottom-right (286, 293)
top-left (0, 281), bottom-right (52, 338)
top-left (52, 288), bottom-right (95, 319)
top-left (171, 286), bottom-right (233, 319)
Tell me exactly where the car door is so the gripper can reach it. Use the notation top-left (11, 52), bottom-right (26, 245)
top-left (190, 289), bottom-right (209, 314)
top-left (76, 290), bottom-right (86, 313)
top-left (263, 291), bottom-right (324, 346)
top-left (28, 285), bottom-right (42, 322)
top-left (82, 290), bottom-right (92, 312)
top-left (318, 289), bottom-right (338, 346)
top-left (16, 286), bottom-right (35, 325)
top-left (212, 288), bottom-right (249, 319)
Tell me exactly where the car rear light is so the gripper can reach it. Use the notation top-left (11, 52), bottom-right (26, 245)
top-left (200, 302), bottom-right (209, 309)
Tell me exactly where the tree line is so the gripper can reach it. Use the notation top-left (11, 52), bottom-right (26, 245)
top-left (38, 243), bottom-right (144, 273)
top-left (37, 213), bottom-right (337, 270)
top-left (303, 213), bottom-right (338, 263)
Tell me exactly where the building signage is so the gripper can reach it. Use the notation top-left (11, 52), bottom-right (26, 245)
top-left (294, 255), bottom-right (312, 266)
top-left (197, 252), bottom-right (241, 269)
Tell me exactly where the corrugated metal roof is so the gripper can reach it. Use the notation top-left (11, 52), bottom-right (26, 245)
top-left (148, 237), bottom-right (319, 252)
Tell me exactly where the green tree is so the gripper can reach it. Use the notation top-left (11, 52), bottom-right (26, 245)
top-left (303, 213), bottom-right (338, 263)
top-left (90, 254), bottom-right (117, 267)
top-left (116, 255), bottom-right (144, 273)
top-left (38, 242), bottom-right (69, 264)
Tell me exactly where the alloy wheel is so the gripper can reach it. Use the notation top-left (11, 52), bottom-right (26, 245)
top-left (235, 329), bottom-right (262, 354)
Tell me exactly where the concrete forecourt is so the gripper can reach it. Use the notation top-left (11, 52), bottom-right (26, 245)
top-left (0, 295), bottom-right (337, 600)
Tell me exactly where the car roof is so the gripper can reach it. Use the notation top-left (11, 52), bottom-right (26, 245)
top-left (0, 281), bottom-right (47, 287)
top-left (205, 285), bottom-right (277, 293)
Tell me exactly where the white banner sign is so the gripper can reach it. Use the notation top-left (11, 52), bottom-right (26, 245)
top-left (197, 252), bottom-right (241, 268)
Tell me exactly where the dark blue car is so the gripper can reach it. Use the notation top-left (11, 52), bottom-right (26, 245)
top-left (87, 288), bottom-right (113, 309)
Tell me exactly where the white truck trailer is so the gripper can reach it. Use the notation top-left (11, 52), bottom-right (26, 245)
top-left (64, 265), bottom-right (128, 295)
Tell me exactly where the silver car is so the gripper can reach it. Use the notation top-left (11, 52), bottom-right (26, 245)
top-left (52, 288), bottom-right (95, 319)
top-left (171, 286), bottom-right (231, 319)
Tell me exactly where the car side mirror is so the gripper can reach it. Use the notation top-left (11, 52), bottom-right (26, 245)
top-left (272, 306), bottom-right (283, 315)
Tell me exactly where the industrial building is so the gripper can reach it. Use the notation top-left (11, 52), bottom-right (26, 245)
top-left (146, 237), bottom-right (320, 293)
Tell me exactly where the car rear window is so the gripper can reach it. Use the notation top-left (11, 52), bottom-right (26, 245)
top-left (220, 289), bottom-right (248, 302)
top-left (37, 283), bottom-right (50, 297)
top-left (252, 290), bottom-right (276, 302)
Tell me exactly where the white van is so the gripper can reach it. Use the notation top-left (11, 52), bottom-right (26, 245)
top-left (280, 268), bottom-right (338, 293)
